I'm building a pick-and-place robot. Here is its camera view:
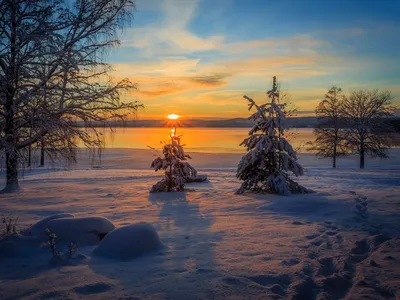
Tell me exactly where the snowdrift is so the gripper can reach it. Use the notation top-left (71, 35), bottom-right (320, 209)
top-left (31, 213), bottom-right (75, 237)
top-left (93, 222), bottom-right (165, 260)
top-left (47, 217), bottom-right (115, 246)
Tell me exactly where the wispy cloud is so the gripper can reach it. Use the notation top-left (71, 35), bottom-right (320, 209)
top-left (125, 0), bottom-right (223, 55)
top-left (112, 53), bottom-right (334, 99)
top-left (110, 0), bottom-right (400, 118)
top-left (188, 73), bottom-right (231, 87)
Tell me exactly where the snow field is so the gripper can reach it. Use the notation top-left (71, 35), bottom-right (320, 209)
top-left (0, 148), bottom-right (399, 299)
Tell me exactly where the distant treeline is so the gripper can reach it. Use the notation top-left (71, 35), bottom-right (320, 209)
top-left (390, 118), bottom-right (400, 131)
top-left (75, 117), bottom-right (319, 128)
top-left (75, 117), bottom-right (400, 130)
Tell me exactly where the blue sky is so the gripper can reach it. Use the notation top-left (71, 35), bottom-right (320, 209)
top-left (108, 0), bottom-right (400, 119)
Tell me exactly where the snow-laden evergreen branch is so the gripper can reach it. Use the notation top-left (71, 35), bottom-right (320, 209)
top-left (236, 76), bottom-right (310, 195)
top-left (150, 135), bottom-right (197, 193)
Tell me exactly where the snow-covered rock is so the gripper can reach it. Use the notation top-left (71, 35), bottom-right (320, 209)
top-left (47, 217), bottom-right (115, 246)
top-left (93, 222), bottom-right (165, 260)
top-left (31, 213), bottom-right (75, 237)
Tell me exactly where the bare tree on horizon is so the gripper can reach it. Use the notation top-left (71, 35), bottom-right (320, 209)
top-left (341, 89), bottom-right (395, 169)
top-left (309, 86), bottom-right (347, 168)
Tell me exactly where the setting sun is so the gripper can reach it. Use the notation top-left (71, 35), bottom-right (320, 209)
top-left (167, 114), bottom-right (180, 120)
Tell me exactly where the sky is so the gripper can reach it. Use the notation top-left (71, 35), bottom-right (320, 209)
top-left (108, 0), bottom-right (400, 119)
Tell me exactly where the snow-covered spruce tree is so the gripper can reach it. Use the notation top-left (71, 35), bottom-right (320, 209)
top-left (236, 76), bottom-right (310, 195)
top-left (150, 135), bottom-right (197, 193)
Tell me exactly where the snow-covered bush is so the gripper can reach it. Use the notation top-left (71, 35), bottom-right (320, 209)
top-left (42, 228), bottom-right (62, 260)
top-left (150, 135), bottom-right (197, 192)
top-left (236, 76), bottom-right (310, 195)
top-left (93, 222), bottom-right (165, 260)
top-left (1, 216), bottom-right (18, 237)
top-left (41, 228), bottom-right (84, 264)
top-left (68, 241), bottom-right (79, 258)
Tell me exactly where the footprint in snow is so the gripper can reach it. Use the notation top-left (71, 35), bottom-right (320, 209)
top-left (73, 283), bottom-right (113, 295)
top-left (280, 258), bottom-right (300, 266)
top-left (292, 220), bottom-right (305, 225)
top-left (311, 239), bottom-right (323, 246)
top-left (246, 274), bottom-right (291, 288)
top-left (38, 291), bottom-right (66, 299)
top-left (350, 239), bottom-right (370, 255)
top-left (317, 257), bottom-right (336, 276)
top-left (305, 233), bottom-right (320, 240)
top-left (307, 251), bottom-right (319, 259)
top-left (325, 231), bottom-right (338, 236)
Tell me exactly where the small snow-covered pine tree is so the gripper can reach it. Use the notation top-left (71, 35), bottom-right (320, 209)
top-left (150, 135), bottom-right (197, 192)
top-left (236, 76), bottom-right (310, 195)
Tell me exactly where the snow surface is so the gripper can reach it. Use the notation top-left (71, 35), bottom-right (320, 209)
top-left (0, 148), bottom-right (399, 299)
top-left (93, 222), bottom-right (165, 260)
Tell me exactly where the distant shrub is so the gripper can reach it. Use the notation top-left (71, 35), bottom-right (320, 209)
top-left (41, 227), bottom-right (79, 262)
top-left (1, 216), bottom-right (18, 237)
top-left (42, 228), bottom-right (62, 260)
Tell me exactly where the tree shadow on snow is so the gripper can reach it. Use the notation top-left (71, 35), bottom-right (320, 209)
top-left (89, 192), bottom-right (220, 299)
top-left (148, 192), bottom-right (220, 290)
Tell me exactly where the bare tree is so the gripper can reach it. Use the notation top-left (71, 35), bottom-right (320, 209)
top-left (0, 0), bottom-right (142, 192)
top-left (308, 86), bottom-right (347, 168)
top-left (341, 89), bottom-right (395, 168)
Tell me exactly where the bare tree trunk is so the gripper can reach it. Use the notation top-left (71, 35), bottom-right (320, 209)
top-left (28, 145), bottom-right (32, 167)
top-left (333, 143), bottom-right (337, 168)
top-left (1, 3), bottom-right (20, 193)
top-left (168, 162), bottom-right (172, 192)
top-left (2, 149), bottom-right (20, 193)
top-left (40, 142), bottom-right (45, 167)
top-left (0, 0), bottom-right (141, 193)
top-left (360, 146), bottom-right (365, 169)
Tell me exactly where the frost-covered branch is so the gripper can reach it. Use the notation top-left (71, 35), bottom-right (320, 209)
top-left (236, 76), bottom-right (310, 195)
top-left (150, 135), bottom-right (197, 193)
top-left (0, 0), bottom-right (141, 192)
top-left (340, 89), bottom-right (395, 168)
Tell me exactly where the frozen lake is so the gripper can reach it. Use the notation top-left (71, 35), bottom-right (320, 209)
top-left (81, 127), bottom-right (315, 153)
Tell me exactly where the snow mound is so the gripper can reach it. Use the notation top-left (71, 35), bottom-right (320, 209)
top-left (31, 213), bottom-right (75, 237)
top-left (93, 222), bottom-right (165, 260)
top-left (47, 217), bottom-right (115, 246)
